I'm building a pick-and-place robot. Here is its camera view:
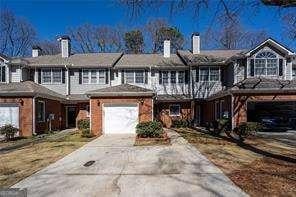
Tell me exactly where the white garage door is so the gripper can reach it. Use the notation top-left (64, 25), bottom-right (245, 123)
top-left (0, 105), bottom-right (19, 128)
top-left (104, 104), bottom-right (138, 134)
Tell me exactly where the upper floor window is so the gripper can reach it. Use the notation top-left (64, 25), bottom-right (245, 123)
top-left (293, 66), bottom-right (296, 79)
top-left (199, 67), bottom-right (220, 82)
top-left (124, 70), bottom-right (146, 84)
top-left (0, 65), bottom-right (6, 82)
top-left (254, 51), bottom-right (278, 76)
top-left (159, 70), bottom-right (188, 85)
top-left (82, 69), bottom-right (106, 84)
top-left (42, 68), bottom-right (62, 84)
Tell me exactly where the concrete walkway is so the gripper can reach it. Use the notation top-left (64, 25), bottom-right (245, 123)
top-left (12, 130), bottom-right (247, 197)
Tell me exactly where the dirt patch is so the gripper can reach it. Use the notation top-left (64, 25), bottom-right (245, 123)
top-left (175, 128), bottom-right (296, 196)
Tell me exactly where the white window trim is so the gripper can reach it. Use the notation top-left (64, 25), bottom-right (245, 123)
top-left (160, 70), bottom-right (187, 85)
top-left (82, 69), bottom-right (106, 84)
top-left (37, 101), bottom-right (45, 123)
top-left (199, 67), bottom-right (220, 82)
top-left (41, 68), bottom-right (62, 84)
top-left (125, 69), bottom-right (145, 84)
top-left (169, 104), bottom-right (181, 116)
top-left (254, 58), bottom-right (278, 77)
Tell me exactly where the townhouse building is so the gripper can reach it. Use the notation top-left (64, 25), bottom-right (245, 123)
top-left (0, 33), bottom-right (295, 136)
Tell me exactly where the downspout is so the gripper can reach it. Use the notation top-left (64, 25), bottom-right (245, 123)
top-left (32, 96), bottom-right (36, 135)
top-left (65, 65), bottom-right (70, 95)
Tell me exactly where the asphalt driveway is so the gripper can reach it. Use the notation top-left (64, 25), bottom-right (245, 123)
top-left (12, 130), bottom-right (247, 197)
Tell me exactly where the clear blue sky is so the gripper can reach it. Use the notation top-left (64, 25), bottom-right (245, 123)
top-left (1, 0), bottom-right (295, 50)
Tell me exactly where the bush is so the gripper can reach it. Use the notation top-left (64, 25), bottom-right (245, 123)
top-left (172, 119), bottom-right (190, 128)
top-left (207, 118), bottom-right (231, 136)
top-left (0, 124), bottom-right (19, 141)
top-left (77, 119), bottom-right (90, 130)
top-left (136, 121), bottom-right (163, 138)
top-left (81, 129), bottom-right (93, 138)
top-left (233, 122), bottom-right (263, 142)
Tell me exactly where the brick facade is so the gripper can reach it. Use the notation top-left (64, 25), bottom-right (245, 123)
top-left (232, 93), bottom-right (296, 127)
top-left (0, 97), bottom-right (33, 137)
top-left (155, 101), bottom-right (192, 128)
top-left (90, 97), bottom-right (152, 136)
top-left (35, 98), bottom-right (64, 133)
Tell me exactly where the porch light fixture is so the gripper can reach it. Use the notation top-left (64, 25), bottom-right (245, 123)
top-left (18, 98), bottom-right (24, 106)
top-left (138, 98), bottom-right (144, 105)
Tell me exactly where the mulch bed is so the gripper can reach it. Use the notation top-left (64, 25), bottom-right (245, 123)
top-left (134, 132), bottom-right (171, 146)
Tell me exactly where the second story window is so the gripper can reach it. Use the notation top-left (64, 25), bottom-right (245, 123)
top-left (0, 64), bottom-right (6, 83)
top-left (159, 70), bottom-right (188, 85)
top-left (199, 67), bottom-right (220, 82)
top-left (124, 70), bottom-right (145, 84)
top-left (293, 66), bottom-right (296, 79)
top-left (41, 68), bottom-right (62, 84)
top-left (82, 69), bottom-right (106, 84)
top-left (254, 51), bottom-right (278, 76)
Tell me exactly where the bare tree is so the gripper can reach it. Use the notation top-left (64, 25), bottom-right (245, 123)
top-left (0, 9), bottom-right (36, 57)
top-left (36, 40), bottom-right (60, 55)
top-left (206, 13), bottom-right (268, 49)
top-left (145, 18), bottom-right (168, 52)
top-left (262, 0), bottom-right (296, 7)
top-left (282, 12), bottom-right (296, 42)
top-left (68, 24), bottom-right (124, 53)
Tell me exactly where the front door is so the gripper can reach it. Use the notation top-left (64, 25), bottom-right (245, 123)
top-left (67, 107), bottom-right (77, 128)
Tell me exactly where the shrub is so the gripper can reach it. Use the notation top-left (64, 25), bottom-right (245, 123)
top-left (0, 124), bottom-right (19, 141)
top-left (172, 119), bottom-right (189, 128)
top-left (81, 129), bottom-right (93, 138)
top-left (136, 121), bottom-right (163, 138)
top-left (207, 118), bottom-right (231, 136)
top-left (77, 119), bottom-right (90, 130)
top-left (233, 122), bottom-right (263, 142)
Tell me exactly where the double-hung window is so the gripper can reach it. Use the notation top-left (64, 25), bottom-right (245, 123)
top-left (293, 66), bottom-right (296, 80)
top-left (82, 69), bottom-right (106, 84)
top-left (254, 51), bottom-right (278, 76)
top-left (199, 67), bottom-right (220, 82)
top-left (135, 70), bottom-right (144, 83)
top-left (41, 68), bottom-right (62, 84)
top-left (170, 71), bottom-right (176, 84)
top-left (162, 71), bottom-right (169, 84)
top-left (125, 70), bottom-right (144, 84)
top-left (0, 64), bottom-right (6, 82)
top-left (178, 71), bottom-right (185, 83)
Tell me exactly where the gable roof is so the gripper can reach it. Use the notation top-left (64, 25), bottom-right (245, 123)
top-left (9, 53), bottom-right (123, 68)
top-left (245, 38), bottom-right (295, 57)
top-left (0, 53), bottom-right (10, 62)
top-left (0, 81), bottom-right (66, 101)
top-left (178, 49), bottom-right (245, 66)
top-left (115, 53), bottom-right (186, 68)
top-left (86, 84), bottom-right (154, 97)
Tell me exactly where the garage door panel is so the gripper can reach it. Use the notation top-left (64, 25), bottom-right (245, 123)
top-left (104, 104), bottom-right (138, 134)
top-left (0, 106), bottom-right (19, 128)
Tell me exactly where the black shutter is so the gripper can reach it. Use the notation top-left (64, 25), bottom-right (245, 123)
top-left (121, 70), bottom-right (125, 84)
top-left (38, 69), bottom-right (41, 84)
top-left (250, 59), bottom-right (254, 76)
top-left (185, 70), bottom-right (189, 84)
top-left (159, 71), bottom-right (162, 84)
top-left (2, 66), bottom-right (5, 82)
top-left (62, 69), bottom-right (65, 83)
top-left (105, 69), bottom-right (109, 84)
top-left (145, 70), bottom-right (148, 84)
top-left (78, 69), bottom-right (82, 84)
top-left (279, 59), bottom-right (283, 76)
top-left (220, 68), bottom-right (224, 84)
top-left (196, 68), bottom-right (199, 82)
